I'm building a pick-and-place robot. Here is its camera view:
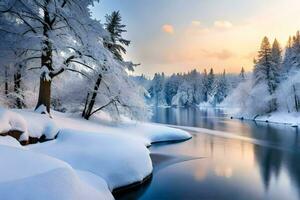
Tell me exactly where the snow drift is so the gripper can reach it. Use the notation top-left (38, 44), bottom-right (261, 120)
top-left (0, 108), bottom-right (191, 199)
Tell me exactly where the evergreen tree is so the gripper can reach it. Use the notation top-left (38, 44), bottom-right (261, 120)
top-left (291, 31), bottom-right (300, 70)
top-left (213, 70), bottom-right (228, 104)
top-left (207, 68), bottom-right (215, 96)
top-left (253, 36), bottom-right (272, 87)
top-left (239, 67), bottom-right (246, 81)
top-left (201, 69), bottom-right (209, 102)
top-left (164, 74), bottom-right (181, 105)
top-left (282, 36), bottom-right (293, 76)
top-left (282, 32), bottom-right (300, 75)
top-left (104, 11), bottom-right (130, 61)
top-left (149, 73), bottom-right (166, 106)
top-left (254, 36), bottom-right (281, 111)
top-left (269, 39), bottom-right (282, 92)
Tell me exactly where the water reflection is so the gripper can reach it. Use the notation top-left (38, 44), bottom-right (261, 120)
top-left (117, 107), bottom-right (300, 200)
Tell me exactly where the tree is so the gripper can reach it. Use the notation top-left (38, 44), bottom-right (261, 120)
top-left (207, 68), bottom-right (215, 97)
top-left (149, 73), bottom-right (167, 106)
top-left (0, 0), bottom-right (101, 115)
top-left (240, 67), bottom-right (246, 81)
top-left (254, 37), bottom-right (272, 86)
top-left (253, 37), bottom-right (282, 112)
top-left (201, 69), bottom-right (209, 102)
top-left (282, 36), bottom-right (293, 77)
top-left (269, 39), bottom-right (282, 92)
top-left (104, 11), bottom-right (130, 61)
top-left (164, 74), bottom-right (181, 105)
top-left (213, 70), bottom-right (229, 104)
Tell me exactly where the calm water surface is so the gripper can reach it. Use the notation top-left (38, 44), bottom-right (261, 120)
top-left (116, 107), bottom-right (300, 200)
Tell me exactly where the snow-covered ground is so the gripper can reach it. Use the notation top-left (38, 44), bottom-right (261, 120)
top-left (231, 110), bottom-right (300, 127)
top-left (0, 108), bottom-right (191, 200)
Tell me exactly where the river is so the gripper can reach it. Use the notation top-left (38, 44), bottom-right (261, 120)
top-left (116, 107), bottom-right (300, 200)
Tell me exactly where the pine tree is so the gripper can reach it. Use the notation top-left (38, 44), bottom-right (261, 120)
top-left (201, 69), bottom-right (209, 102)
top-left (213, 70), bottom-right (228, 104)
top-left (282, 36), bottom-right (293, 76)
top-left (239, 67), bottom-right (246, 81)
top-left (207, 68), bottom-right (215, 96)
top-left (253, 36), bottom-right (272, 87)
top-left (254, 36), bottom-right (281, 112)
top-left (269, 39), bottom-right (282, 92)
top-left (149, 73), bottom-right (166, 106)
top-left (164, 74), bottom-right (181, 105)
top-left (104, 11), bottom-right (130, 61)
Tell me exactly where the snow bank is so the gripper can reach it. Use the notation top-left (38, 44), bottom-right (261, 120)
top-left (0, 136), bottom-right (23, 148)
top-left (0, 144), bottom-right (113, 200)
top-left (0, 108), bottom-right (59, 141)
top-left (231, 109), bottom-right (300, 127)
top-left (0, 108), bottom-right (191, 199)
top-left (0, 108), bottom-right (28, 141)
top-left (252, 112), bottom-right (300, 126)
top-left (29, 129), bottom-right (153, 190)
top-left (14, 109), bottom-right (59, 139)
top-left (121, 123), bottom-right (192, 145)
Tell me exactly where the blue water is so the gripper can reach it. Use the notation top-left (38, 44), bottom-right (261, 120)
top-left (116, 107), bottom-right (300, 200)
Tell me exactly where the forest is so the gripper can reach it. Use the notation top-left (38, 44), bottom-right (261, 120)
top-left (0, 1), bottom-right (147, 121)
top-left (135, 32), bottom-right (300, 120)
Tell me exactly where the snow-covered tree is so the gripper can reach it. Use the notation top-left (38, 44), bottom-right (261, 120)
top-left (253, 37), bottom-right (281, 111)
top-left (201, 69), bottom-right (209, 102)
top-left (213, 70), bottom-right (229, 104)
top-left (171, 80), bottom-right (194, 107)
top-left (240, 67), bottom-right (246, 81)
top-left (0, 1), bottom-right (148, 121)
top-left (253, 37), bottom-right (273, 86)
top-left (0, 0), bottom-right (106, 115)
top-left (207, 68), bottom-right (215, 99)
top-left (224, 33), bottom-right (300, 116)
top-left (104, 11), bottom-right (130, 61)
top-left (282, 36), bottom-right (293, 77)
top-left (164, 74), bottom-right (181, 105)
top-left (149, 73), bottom-right (167, 106)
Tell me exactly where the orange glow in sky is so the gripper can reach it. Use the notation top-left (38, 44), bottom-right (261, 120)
top-left (93, 0), bottom-right (300, 76)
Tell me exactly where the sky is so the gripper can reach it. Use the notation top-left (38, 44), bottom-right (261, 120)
top-left (91, 0), bottom-right (300, 76)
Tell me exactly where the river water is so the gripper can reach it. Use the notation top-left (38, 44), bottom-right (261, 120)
top-left (116, 107), bottom-right (300, 200)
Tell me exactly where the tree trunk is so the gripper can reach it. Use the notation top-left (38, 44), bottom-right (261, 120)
top-left (35, 75), bottom-right (51, 114)
top-left (82, 92), bottom-right (90, 118)
top-left (35, 3), bottom-right (53, 114)
top-left (4, 66), bottom-right (8, 96)
top-left (13, 67), bottom-right (25, 108)
top-left (82, 74), bottom-right (102, 120)
top-left (293, 85), bottom-right (299, 112)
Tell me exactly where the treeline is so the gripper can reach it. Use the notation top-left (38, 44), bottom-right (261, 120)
top-left (135, 68), bottom-right (246, 107)
top-left (225, 31), bottom-right (300, 115)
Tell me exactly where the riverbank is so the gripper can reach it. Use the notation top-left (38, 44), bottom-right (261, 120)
top-left (0, 108), bottom-right (191, 200)
top-left (232, 111), bottom-right (300, 127)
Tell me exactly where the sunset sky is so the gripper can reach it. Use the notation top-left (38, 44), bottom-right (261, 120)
top-left (92, 0), bottom-right (300, 76)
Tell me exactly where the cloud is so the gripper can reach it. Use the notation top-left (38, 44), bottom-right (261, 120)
top-left (202, 49), bottom-right (235, 60)
top-left (191, 20), bottom-right (201, 26)
top-left (162, 24), bottom-right (174, 34)
top-left (214, 20), bottom-right (233, 29)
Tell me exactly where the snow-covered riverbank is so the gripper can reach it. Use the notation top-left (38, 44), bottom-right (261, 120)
top-left (232, 111), bottom-right (300, 127)
top-left (0, 109), bottom-right (191, 200)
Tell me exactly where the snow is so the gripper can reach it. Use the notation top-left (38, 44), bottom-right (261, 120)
top-left (0, 144), bottom-right (111, 200)
top-left (14, 109), bottom-right (59, 139)
top-left (0, 136), bottom-right (23, 148)
top-left (233, 111), bottom-right (300, 126)
top-left (0, 108), bottom-right (28, 141)
top-left (29, 129), bottom-right (153, 190)
top-left (0, 108), bottom-right (191, 199)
